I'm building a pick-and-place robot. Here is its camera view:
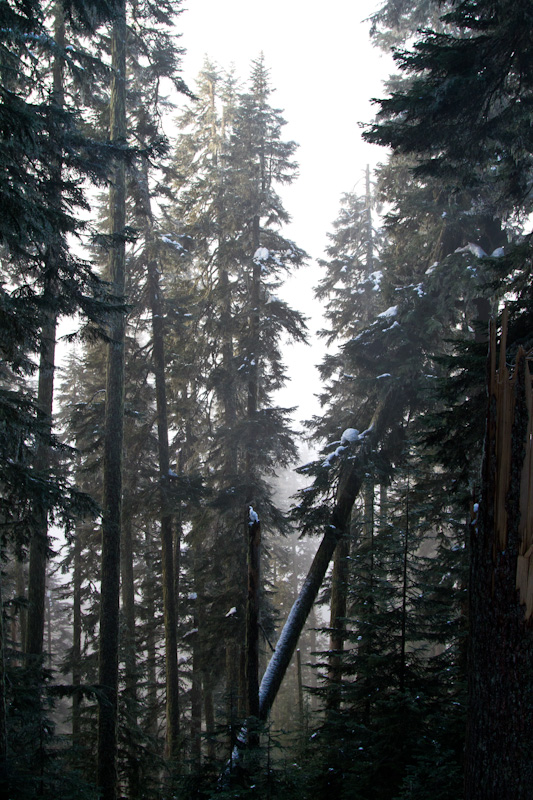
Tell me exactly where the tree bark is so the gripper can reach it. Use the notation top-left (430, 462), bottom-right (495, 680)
top-left (97, 1), bottom-right (127, 796)
top-left (0, 570), bottom-right (8, 796)
top-left (326, 532), bottom-right (350, 713)
top-left (464, 324), bottom-right (533, 799)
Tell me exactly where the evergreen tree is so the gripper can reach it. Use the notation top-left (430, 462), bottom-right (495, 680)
top-left (364, 2), bottom-right (533, 795)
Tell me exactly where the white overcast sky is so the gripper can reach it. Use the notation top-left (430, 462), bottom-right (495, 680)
top-left (172, 0), bottom-right (395, 424)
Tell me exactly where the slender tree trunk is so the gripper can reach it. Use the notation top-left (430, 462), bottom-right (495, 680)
top-left (0, 570), bottom-right (8, 796)
top-left (25, 306), bottom-right (55, 659)
top-left (190, 633), bottom-right (202, 767)
top-left (72, 527), bottom-right (82, 745)
top-left (144, 526), bottom-right (159, 740)
top-left (140, 160), bottom-right (181, 763)
top-left (203, 675), bottom-right (216, 763)
top-left (296, 648), bottom-right (305, 737)
top-left (120, 511), bottom-right (140, 798)
top-left (16, 558), bottom-right (26, 663)
top-left (245, 511), bottom-right (261, 745)
top-left (97, 2), bottom-right (127, 796)
top-left (363, 482), bottom-right (375, 727)
top-left (243, 214), bottom-right (262, 744)
top-left (399, 476), bottom-right (409, 694)
top-left (25, 0), bottom-right (63, 662)
top-left (365, 163), bottom-right (373, 272)
top-left (225, 642), bottom-right (238, 752)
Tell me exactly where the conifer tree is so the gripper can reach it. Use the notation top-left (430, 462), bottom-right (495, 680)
top-left (364, 2), bottom-right (533, 795)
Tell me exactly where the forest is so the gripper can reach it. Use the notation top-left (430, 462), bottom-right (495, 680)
top-left (1, 0), bottom-right (533, 798)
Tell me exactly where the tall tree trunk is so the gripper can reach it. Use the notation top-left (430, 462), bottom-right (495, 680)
top-left (243, 215), bottom-right (262, 741)
top-left (464, 321), bottom-right (533, 799)
top-left (0, 570), bottom-right (8, 796)
top-left (97, 1), bottom-right (127, 795)
top-left (144, 526), bottom-right (159, 740)
top-left (120, 510), bottom-right (140, 798)
top-left (72, 526), bottom-right (82, 746)
top-left (203, 675), bottom-right (216, 763)
top-left (140, 159), bottom-right (181, 762)
top-left (296, 648), bottom-right (305, 737)
top-left (365, 163), bottom-right (373, 273)
top-left (362, 482), bottom-right (375, 727)
top-left (399, 476), bottom-right (409, 694)
top-left (25, 3), bottom-right (64, 658)
top-left (245, 510), bottom-right (261, 745)
top-left (15, 558), bottom-right (26, 663)
top-left (190, 632), bottom-right (202, 767)
top-left (25, 298), bottom-right (56, 659)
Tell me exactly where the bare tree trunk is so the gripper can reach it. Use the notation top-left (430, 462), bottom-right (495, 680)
top-left (97, 2), bottom-right (127, 796)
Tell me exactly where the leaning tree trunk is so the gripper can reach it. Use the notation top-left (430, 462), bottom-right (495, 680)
top-left (97, 1), bottom-right (127, 796)
top-left (464, 318), bottom-right (533, 799)
top-left (224, 392), bottom-right (396, 777)
top-left (257, 395), bottom-right (393, 724)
